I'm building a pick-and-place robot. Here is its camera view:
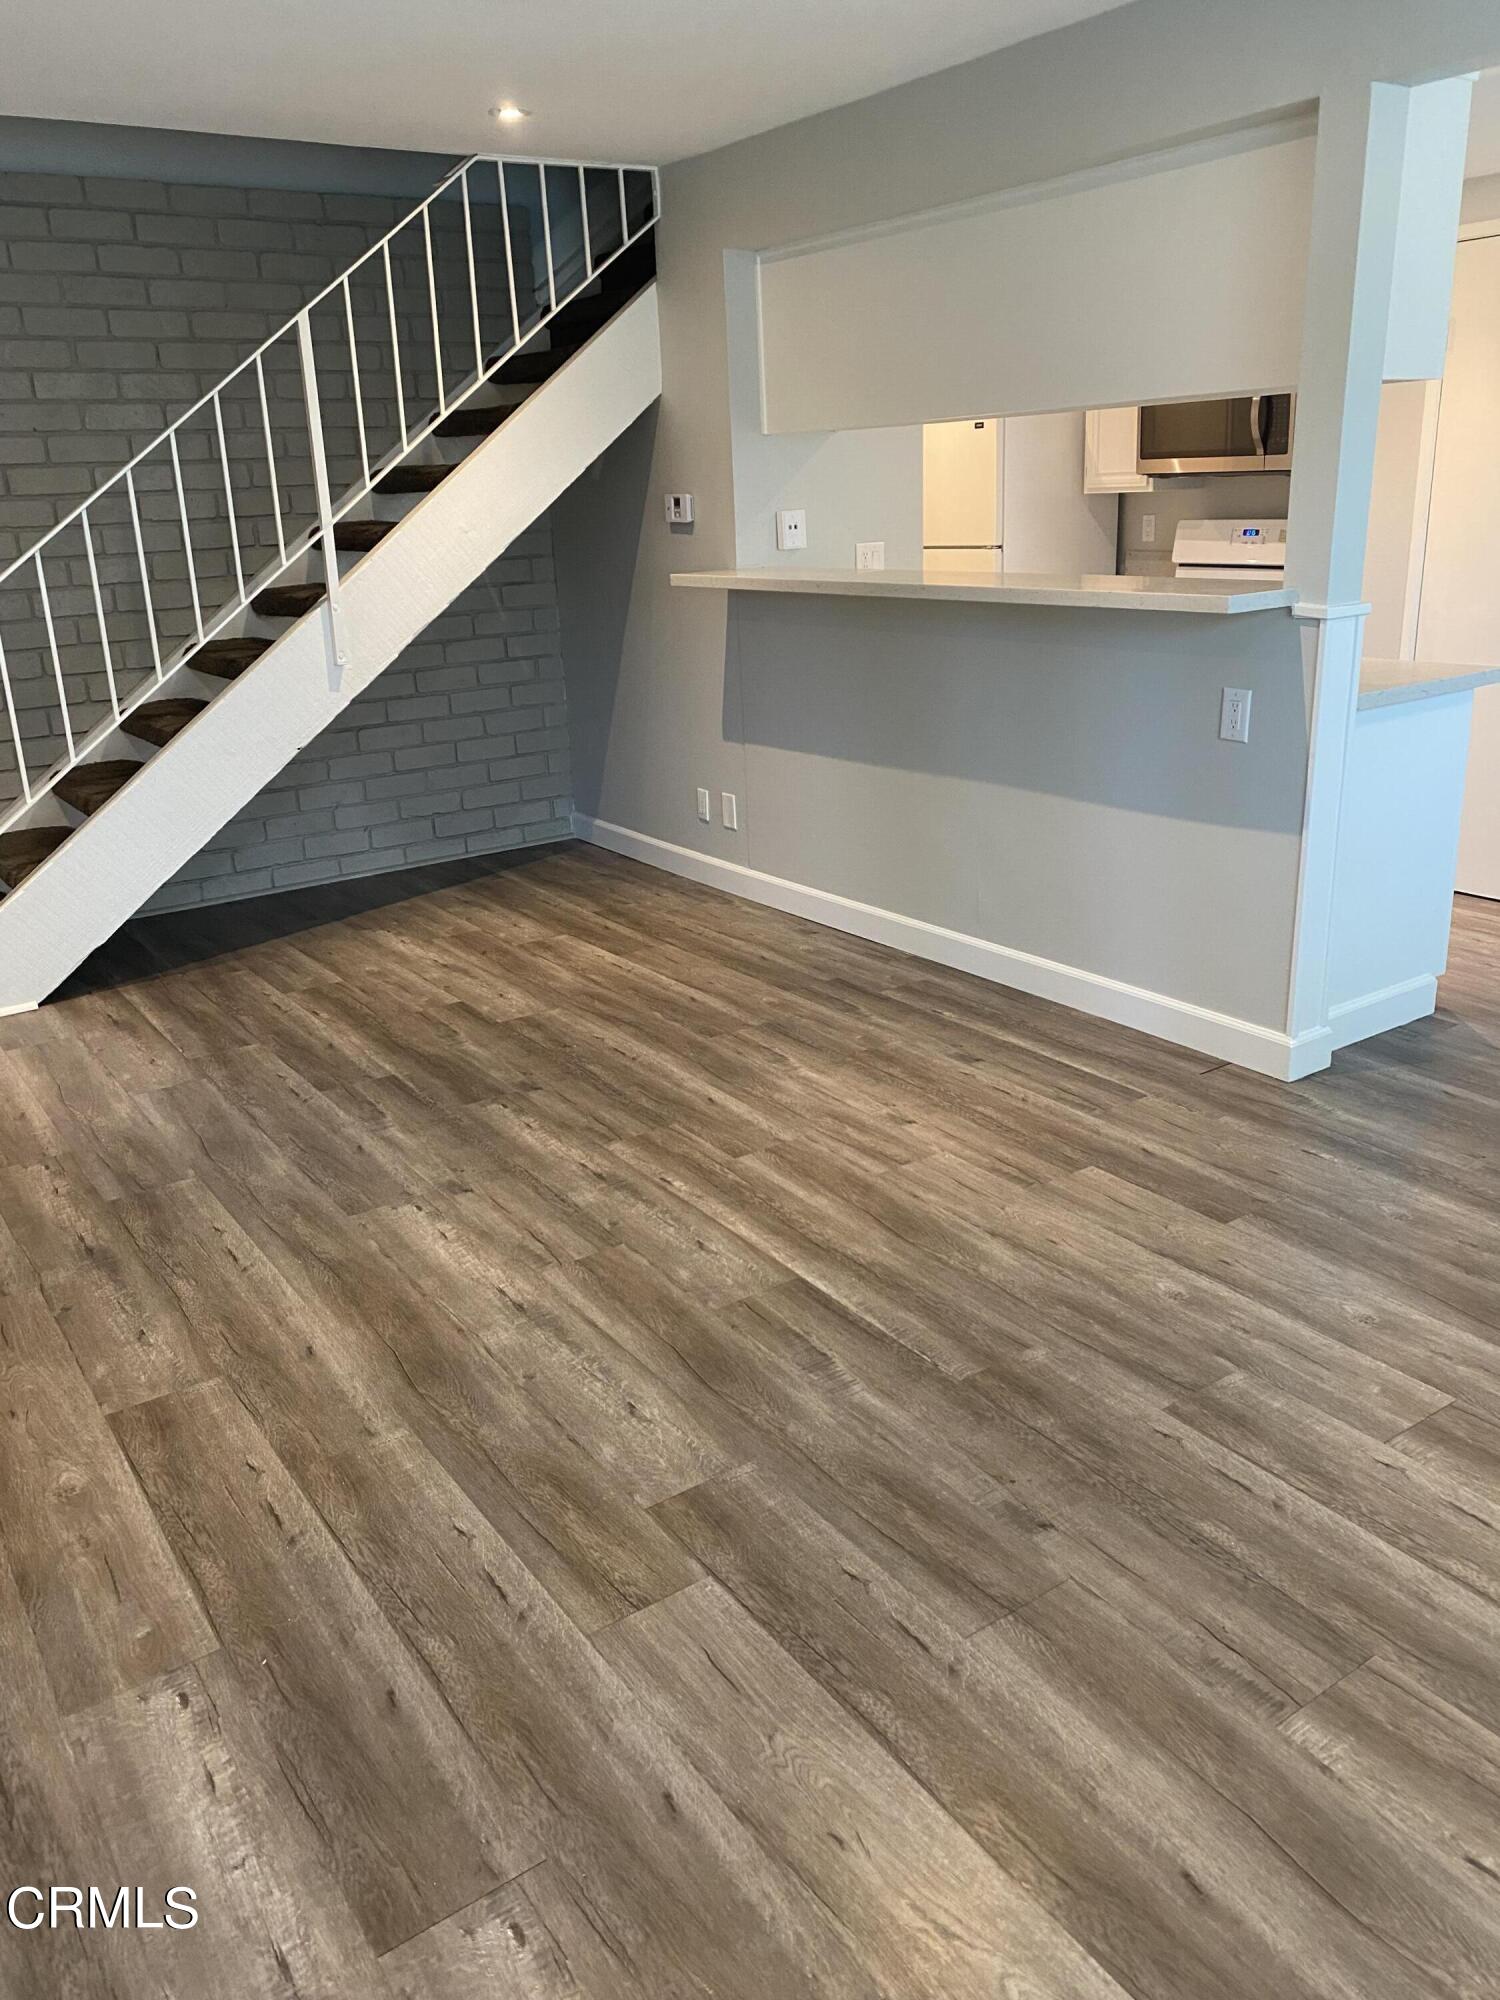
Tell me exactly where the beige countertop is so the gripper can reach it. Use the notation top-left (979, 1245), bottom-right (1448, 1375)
top-left (669, 566), bottom-right (1298, 616)
top-left (1358, 656), bottom-right (1500, 710)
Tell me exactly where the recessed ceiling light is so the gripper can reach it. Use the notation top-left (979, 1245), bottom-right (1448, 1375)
top-left (492, 103), bottom-right (528, 124)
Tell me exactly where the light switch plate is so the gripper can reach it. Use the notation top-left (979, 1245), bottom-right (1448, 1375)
top-left (665, 493), bottom-right (694, 525)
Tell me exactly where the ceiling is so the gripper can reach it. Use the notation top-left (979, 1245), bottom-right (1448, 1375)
top-left (0, 0), bottom-right (1137, 168)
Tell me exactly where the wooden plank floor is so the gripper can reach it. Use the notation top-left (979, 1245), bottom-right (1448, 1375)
top-left (2, 844), bottom-right (1499, 1999)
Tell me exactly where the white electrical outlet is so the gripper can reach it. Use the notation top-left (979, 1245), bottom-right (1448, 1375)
top-left (696, 787), bottom-right (711, 822)
top-left (721, 791), bottom-right (739, 831)
top-left (1220, 687), bottom-right (1252, 743)
top-left (1141, 514), bottom-right (1157, 545)
top-left (856, 541), bottom-right (885, 571)
top-left (775, 509), bottom-right (807, 551)
top-left (664, 493), bottom-right (694, 525)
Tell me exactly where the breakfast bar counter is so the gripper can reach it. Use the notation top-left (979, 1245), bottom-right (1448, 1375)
top-left (1357, 654), bottom-right (1500, 709)
top-left (670, 565), bottom-right (1299, 616)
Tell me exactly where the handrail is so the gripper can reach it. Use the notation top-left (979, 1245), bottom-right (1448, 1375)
top-left (0, 152), bottom-right (660, 827)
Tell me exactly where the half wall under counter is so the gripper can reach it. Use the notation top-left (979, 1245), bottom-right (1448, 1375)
top-left (1326, 656), bottom-right (1499, 1062)
top-left (590, 564), bottom-right (1473, 1078)
top-left (670, 566), bottom-right (1298, 616)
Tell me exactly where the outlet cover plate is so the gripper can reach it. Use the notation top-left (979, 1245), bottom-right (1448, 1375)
top-left (1220, 687), bottom-right (1252, 743)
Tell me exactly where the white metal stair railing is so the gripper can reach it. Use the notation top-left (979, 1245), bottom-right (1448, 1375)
top-left (0, 152), bottom-right (660, 836)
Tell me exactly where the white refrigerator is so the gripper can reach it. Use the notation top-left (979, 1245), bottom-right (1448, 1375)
top-left (922, 417), bottom-right (1002, 571)
top-left (922, 412), bottom-right (1119, 576)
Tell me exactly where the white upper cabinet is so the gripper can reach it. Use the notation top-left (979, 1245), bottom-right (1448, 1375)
top-left (1084, 406), bottom-right (1154, 494)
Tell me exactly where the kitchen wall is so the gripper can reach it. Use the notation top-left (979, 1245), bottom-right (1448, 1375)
top-left (0, 146), bottom-right (572, 906)
top-left (737, 424), bottom-right (924, 572)
top-left (555, 0), bottom-right (1499, 1057)
top-left (1119, 473), bottom-right (1293, 576)
top-left (1002, 412), bottom-right (1118, 574)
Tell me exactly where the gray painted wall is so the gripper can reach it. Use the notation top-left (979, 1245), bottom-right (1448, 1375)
top-left (0, 155), bottom-right (572, 907)
top-left (555, 0), bottom-right (1500, 1035)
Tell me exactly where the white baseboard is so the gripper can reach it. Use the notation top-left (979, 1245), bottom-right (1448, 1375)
top-left (574, 813), bottom-right (1314, 1079)
top-left (1326, 974), bottom-right (1438, 1051)
top-left (0, 999), bottom-right (39, 1018)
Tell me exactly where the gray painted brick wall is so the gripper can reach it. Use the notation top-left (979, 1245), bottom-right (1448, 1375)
top-left (0, 164), bottom-right (572, 909)
top-left (144, 529), bottom-right (571, 911)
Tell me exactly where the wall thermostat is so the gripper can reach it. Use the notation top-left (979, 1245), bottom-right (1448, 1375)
top-left (665, 493), bottom-right (694, 525)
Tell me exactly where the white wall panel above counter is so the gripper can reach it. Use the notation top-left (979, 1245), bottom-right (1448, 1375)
top-left (756, 126), bottom-right (1315, 434)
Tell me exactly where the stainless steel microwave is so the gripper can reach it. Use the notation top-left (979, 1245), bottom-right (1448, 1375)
top-left (1137, 393), bottom-right (1295, 476)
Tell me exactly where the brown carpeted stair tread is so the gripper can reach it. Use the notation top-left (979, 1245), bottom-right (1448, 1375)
top-left (550, 295), bottom-right (628, 342)
top-left (194, 636), bottom-right (273, 680)
top-left (551, 234), bottom-right (656, 329)
top-left (334, 519), bottom-right (397, 552)
top-left (54, 759), bottom-right (142, 816)
top-left (252, 582), bottom-right (325, 619)
top-left (487, 345), bottom-right (575, 385)
top-left (435, 404), bottom-right (510, 439)
top-left (375, 464), bottom-right (453, 495)
top-left (123, 699), bottom-right (206, 748)
top-left (0, 826), bottom-right (69, 890)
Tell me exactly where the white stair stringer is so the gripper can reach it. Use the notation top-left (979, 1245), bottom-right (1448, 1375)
top-left (0, 284), bottom-right (661, 1014)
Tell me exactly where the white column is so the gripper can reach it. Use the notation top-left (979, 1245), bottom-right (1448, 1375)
top-left (1281, 77), bottom-right (1472, 1070)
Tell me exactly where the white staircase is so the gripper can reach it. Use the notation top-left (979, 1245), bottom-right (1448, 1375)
top-left (0, 154), bottom-right (661, 1014)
